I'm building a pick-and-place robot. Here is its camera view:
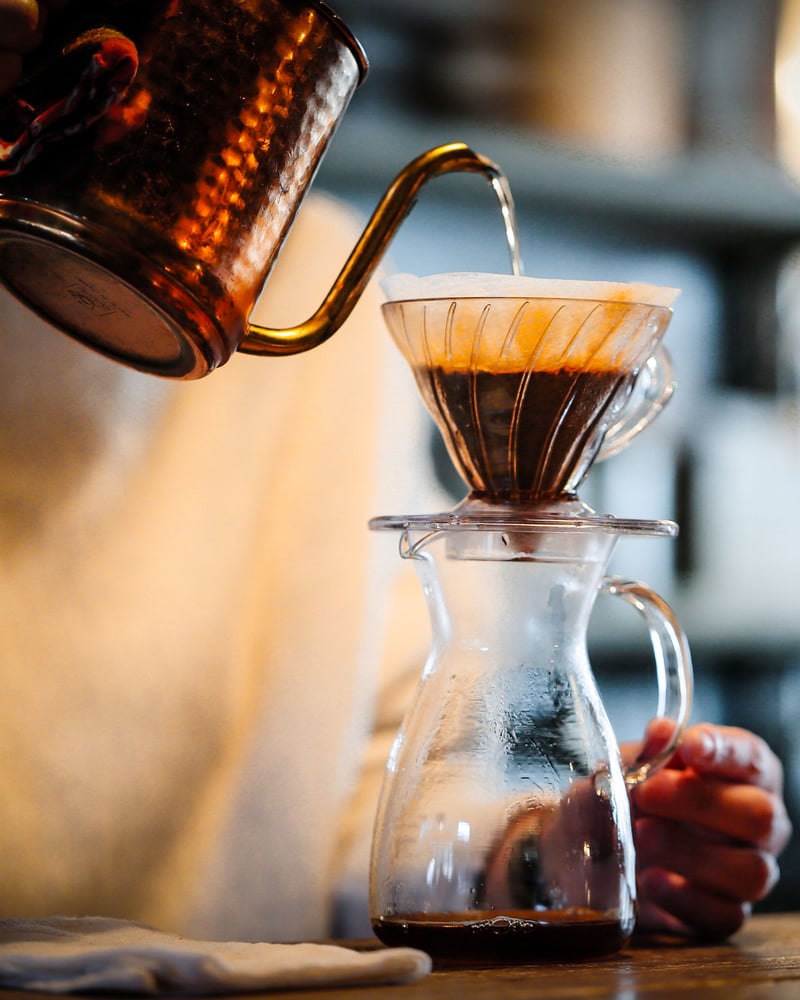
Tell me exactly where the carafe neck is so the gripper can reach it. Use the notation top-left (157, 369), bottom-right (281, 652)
top-left (406, 526), bottom-right (617, 661)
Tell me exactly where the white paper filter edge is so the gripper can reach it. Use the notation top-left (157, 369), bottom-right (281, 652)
top-left (382, 272), bottom-right (680, 307)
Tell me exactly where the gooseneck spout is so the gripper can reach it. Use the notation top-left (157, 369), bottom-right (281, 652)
top-left (239, 142), bottom-right (508, 356)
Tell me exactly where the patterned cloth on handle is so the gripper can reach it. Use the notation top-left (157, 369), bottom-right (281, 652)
top-left (0, 28), bottom-right (138, 177)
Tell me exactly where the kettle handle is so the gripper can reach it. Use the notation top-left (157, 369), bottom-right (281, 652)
top-left (1, 26), bottom-right (139, 178)
top-left (597, 344), bottom-right (676, 462)
top-left (239, 142), bottom-right (508, 356)
top-left (600, 576), bottom-right (694, 787)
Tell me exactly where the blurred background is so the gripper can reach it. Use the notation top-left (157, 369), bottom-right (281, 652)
top-left (316, 0), bottom-right (800, 910)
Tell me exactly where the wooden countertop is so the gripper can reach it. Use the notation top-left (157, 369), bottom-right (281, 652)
top-left (287, 913), bottom-right (800, 999)
top-left (1, 912), bottom-right (799, 999)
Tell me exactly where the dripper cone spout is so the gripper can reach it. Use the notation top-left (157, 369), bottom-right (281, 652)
top-left (381, 273), bottom-right (679, 508)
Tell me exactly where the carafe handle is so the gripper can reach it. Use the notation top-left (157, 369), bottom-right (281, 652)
top-left (597, 344), bottom-right (676, 461)
top-left (600, 576), bottom-right (693, 787)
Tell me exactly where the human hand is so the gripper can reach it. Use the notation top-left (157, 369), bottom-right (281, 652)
top-left (0, 0), bottom-right (70, 93)
top-left (627, 720), bottom-right (792, 940)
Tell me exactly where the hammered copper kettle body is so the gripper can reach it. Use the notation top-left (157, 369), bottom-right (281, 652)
top-left (0, 0), bottom-right (502, 378)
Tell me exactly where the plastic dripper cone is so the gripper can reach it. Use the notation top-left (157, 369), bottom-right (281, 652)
top-left (382, 273), bottom-right (679, 505)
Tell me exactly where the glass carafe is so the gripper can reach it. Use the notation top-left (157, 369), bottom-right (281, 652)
top-left (368, 514), bottom-right (692, 964)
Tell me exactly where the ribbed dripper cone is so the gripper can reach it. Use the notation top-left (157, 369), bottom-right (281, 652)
top-left (382, 273), bottom-right (678, 505)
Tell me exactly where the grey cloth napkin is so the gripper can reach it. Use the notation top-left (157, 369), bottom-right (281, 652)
top-left (0, 917), bottom-right (431, 995)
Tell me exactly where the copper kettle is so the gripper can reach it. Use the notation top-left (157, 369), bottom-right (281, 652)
top-left (0, 0), bottom-right (504, 378)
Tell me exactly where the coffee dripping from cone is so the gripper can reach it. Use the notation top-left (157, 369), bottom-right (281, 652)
top-left (369, 272), bottom-right (693, 964)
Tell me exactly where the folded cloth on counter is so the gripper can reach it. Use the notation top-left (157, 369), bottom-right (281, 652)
top-left (0, 28), bottom-right (138, 177)
top-left (0, 917), bottom-right (431, 995)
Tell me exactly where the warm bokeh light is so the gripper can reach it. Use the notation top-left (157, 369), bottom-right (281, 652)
top-left (775, 0), bottom-right (800, 180)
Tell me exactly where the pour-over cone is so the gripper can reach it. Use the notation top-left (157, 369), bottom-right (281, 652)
top-left (382, 273), bottom-right (678, 507)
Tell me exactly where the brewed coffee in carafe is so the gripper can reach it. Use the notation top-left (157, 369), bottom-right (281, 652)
top-left (369, 270), bottom-right (692, 964)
